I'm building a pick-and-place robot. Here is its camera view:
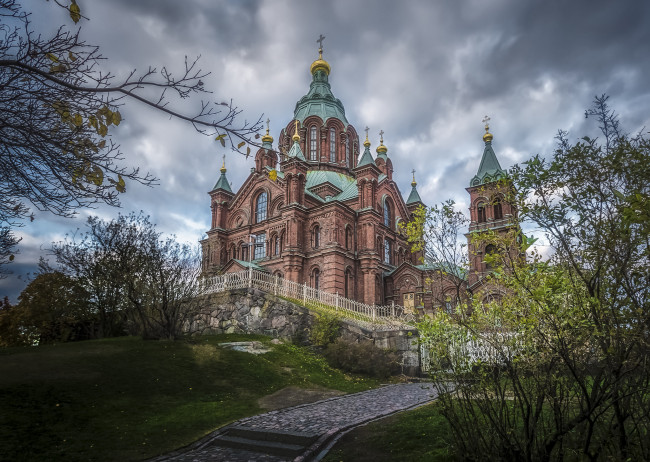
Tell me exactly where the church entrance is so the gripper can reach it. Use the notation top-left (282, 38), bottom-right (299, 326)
top-left (403, 292), bottom-right (415, 313)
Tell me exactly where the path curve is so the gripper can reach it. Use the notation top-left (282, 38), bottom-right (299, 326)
top-left (153, 382), bottom-right (438, 462)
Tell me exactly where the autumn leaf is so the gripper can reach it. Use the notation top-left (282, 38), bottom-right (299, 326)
top-left (112, 111), bottom-right (121, 126)
top-left (237, 141), bottom-right (245, 149)
top-left (115, 175), bottom-right (126, 193)
top-left (69, 1), bottom-right (81, 23)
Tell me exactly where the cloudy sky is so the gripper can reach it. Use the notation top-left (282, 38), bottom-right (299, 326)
top-left (2, 0), bottom-right (649, 301)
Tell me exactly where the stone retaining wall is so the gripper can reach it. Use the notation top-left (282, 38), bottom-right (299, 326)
top-left (190, 288), bottom-right (422, 376)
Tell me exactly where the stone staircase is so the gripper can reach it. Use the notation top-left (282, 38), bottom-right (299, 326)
top-left (212, 426), bottom-right (319, 458)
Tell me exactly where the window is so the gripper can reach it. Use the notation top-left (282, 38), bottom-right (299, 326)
top-left (312, 268), bottom-right (320, 290)
top-left (485, 244), bottom-right (497, 269)
top-left (477, 203), bottom-right (486, 223)
top-left (310, 126), bottom-right (317, 161)
top-left (241, 243), bottom-right (248, 261)
top-left (384, 201), bottom-right (391, 227)
top-left (253, 234), bottom-right (266, 260)
top-left (494, 198), bottom-right (503, 220)
top-left (346, 137), bottom-right (350, 167)
top-left (329, 128), bottom-right (336, 162)
top-left (256, 192), bottom-right (268, 223)
top-left (313, 225), bottom-right (320, 248)
top-left (384, 238), bottom-right (391, 264)
top-left (274, 235), bottom-right (280, 256)
top-left (345, 268), bottom-right (352, 298)
top-left (345, 226), bottom-right (352, 250)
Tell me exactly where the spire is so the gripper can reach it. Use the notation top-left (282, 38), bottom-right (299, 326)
top-left (310, 34), bottom-right (331, 76)
top-left (261, 118), bottom-right (273, 148)
top-left (213, 155), bottom-right (233, 192)
top-left (470, 116), bottom-right (506, 187)
top-left (376, 129), bottom-right (388, 160)
top-left (357, 126), bottom-right (376, 167)
top-left (286, 120), bottom-right (306, 161)
top-left (406, 169), bottom-right (423, 205)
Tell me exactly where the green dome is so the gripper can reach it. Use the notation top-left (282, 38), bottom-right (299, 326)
top-left (293, 67), bottom-right (349, 127)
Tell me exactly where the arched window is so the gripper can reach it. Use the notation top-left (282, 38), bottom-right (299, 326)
top-left (345, 226), bottom-right (352, 250)
top-left (346, 137), bottom-right (350, 167)
top-left (485, 244), bottom-right (497, 269)
top-left (256, 192), bottom-right (268, 223)
top-left (329, 128), bottom-right (336, 162)
top-left (240, 242), bottom-right (248, 261)
top-left (310, 126), bottom-right (318, 161)
top-left (313, 225), bottom-right (320, 248)
top-left (312, 268), bottom-right (320, 290)
top-left (493, 198), bottom-right (503, 220)
top-left (384, 238), bottom-right (391, 264)
top-left (229, 244), bottom-right (236, 260)
top-left (274, 235), bottom-right (280, 256)
top-left (384, 201), bottom-right (392, 227)
top-left (477, 202), bottom-right (486, 223)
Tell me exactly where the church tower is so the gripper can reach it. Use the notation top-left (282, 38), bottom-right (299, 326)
top-left (466, 119), bottom-right (520, 290)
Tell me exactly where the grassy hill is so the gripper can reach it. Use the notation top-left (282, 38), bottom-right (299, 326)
top-left (0, 334), bottom-right (380, 461)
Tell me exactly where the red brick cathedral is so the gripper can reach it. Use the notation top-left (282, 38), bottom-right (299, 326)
top-left (200, 43), bottom-right (517, 312)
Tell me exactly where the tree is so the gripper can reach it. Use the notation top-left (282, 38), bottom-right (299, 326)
top-left (418, 96), bottom-right (650, 460)
top-left (400, 200), bottom-right (469, 312)
top-left (0, 0), bottom-right (263, 273)
top-left (0, 271), bottom-right (93, 346)
top-left (50, 213), bottom-right (202, 340)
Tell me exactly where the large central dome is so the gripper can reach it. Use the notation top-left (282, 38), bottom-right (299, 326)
top-left (293, 51), bottom-right (349, 127)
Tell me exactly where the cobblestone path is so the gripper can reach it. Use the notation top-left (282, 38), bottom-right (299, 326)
top-left (154, 382), bottom-right (437, 462)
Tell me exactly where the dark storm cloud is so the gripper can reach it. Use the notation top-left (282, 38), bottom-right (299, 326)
top-left (2, 0), bottom-right (649, 300)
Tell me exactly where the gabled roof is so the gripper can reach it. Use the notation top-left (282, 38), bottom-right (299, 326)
top-left (212, 170), bottom-right (233, 193)
top-left (406, 184), bottom-right (422, 205)
top-left (304, 170), bottom-right (358, 203)
top-left (470, 140), bottom-right (507, 187)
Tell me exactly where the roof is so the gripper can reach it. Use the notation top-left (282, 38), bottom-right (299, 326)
top-left (416, 262), bottom-right (467, 280)
top-left (212, 171), bottom-right (233, 193)
top-left (406, 185), bottom-right (422, 205)
top-left (356, 144), bottom-right (376, 167)
top-left (286, 139), bottom-right (306, 161)
top-left (470, 140), bottom-right (507, 187)
top-left (293, 68), bottom-right (349, 127)
top-left (232, 259), bottom-right (268, 271)
top-left (304, 170), bottom-right (358, 202)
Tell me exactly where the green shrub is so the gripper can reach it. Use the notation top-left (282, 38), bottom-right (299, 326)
top-left (324, 338), bottom-right (400, 379)
top-left (309, 313), bottom-right (341, 347)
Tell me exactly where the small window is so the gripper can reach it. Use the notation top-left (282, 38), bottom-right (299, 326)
top-left (313, 225), bottom-right (320, 248)
top-left (256, 192), bottom-right (268, 223)
top-left (345, 226), bottom-right (352, 250)
top-left (384, 238), bottom-right (391, 264)
top-left (312, 268), bottom-right (320, 290)
top-left (494, 198), bottom-right (503, 220)
top-left (274, 236), bottom-right (280, 256)
top-left (310, 126), bottom-right (318, 161)
top-left (477, 203), bottom-right (486, 223)
top-left (241, 243), bottom-right (248, 261)
top-left (384, 201), bottom-right (391, 227)
top-left (329, 128), bottom-right (336, 162)
top-left (253, 234), bottom-right (266, 260)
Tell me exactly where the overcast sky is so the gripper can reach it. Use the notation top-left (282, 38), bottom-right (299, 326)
top-left (2, 0), bottom-right (649, 301)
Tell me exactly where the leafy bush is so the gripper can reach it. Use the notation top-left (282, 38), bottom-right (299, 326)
top-left (324, 338), bottom-right (400, 379)
top-left (309, 313), bottom-right (341, 347)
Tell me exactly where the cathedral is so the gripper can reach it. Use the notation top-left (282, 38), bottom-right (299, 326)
top-left (200, 42), bottom-right (518, 313)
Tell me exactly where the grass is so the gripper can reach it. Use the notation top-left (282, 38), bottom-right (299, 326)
top-left (322, 401), bottom-right (454, 462)
top-left (0, 334), bottom-right (380, 461)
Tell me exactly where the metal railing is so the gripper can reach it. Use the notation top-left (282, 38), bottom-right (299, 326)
top-left (200, 269), bottom-right (417, 331)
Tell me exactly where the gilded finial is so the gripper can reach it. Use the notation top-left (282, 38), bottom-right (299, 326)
top-left (221, 154), bottom-right (227, 173)
top-left (411, 169), bottom-right (417, 187)
top-left (363, 126), bottom-right (371, 147)
top-left (376, 129), bottom-right (387, 154)
top-left (262, 117), bottom-right (273, 143)
top-left (482, 115), bottom-right (493, 143)
top-left (310, 34), bottom-right (331, 75)
top-left (292, 120), bottom-right (300, 142)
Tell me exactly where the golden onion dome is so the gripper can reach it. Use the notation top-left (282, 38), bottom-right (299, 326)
top-left (220, 157), bottom-right (227, 174)
top-left (310, 48), bottom-right (331, 76)
top-left (376, 130), bottom-right (387, 154)
top-left (262, 130), bottom-right (273, 144)
top-left (483, 131), bottom-right (493, 143)
top-left (292, 120), bottom-right (300, 142)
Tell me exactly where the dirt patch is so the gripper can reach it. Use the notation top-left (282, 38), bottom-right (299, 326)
top-left (258, 385), bottom-right (345, 410)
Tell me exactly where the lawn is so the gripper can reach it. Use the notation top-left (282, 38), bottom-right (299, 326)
top-left (322, 401), bottom-right (454, 462)
top-left (0, 334), bottom-right (380, 461)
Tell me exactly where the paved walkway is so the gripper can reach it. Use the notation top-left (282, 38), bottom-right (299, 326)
top-left (154, 382), bottom-right (438, 462)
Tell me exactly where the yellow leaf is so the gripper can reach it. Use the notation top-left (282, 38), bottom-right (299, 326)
top-left (69, 2), bottom-right (81, 23)
top-left (112, 111), bottom-right (121, 126)
top-left (215, 134), bottom-right (226, 141)
top-left (269, 170), bottom-right (277, 182)
top-left (9, 255), bottom-right (14, 262)
top-left (68, 51), bottom-right (77, 62)
top-left (74, 113), bottom-right (83, 127)
top-left (92, 167), bottom-right (104, 186)
top-left (237, 141), bottom-right (245, 149)
top-left (89, 115), bottom-right (98, 129)
top-left (47, 53), bottom-right (58, 63)
top-left (98, 140), bottom-right (106, 149)
top-left (246, 146), bottom-right (251, 156)
top-left (116, 175), bottom-right (126, 193)
top-left (98, 124), bottom-right (108, 137)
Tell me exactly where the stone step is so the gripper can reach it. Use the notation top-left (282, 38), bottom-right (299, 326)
top-left (225, 426), bottom-right (319, 446)
top-left (213, 434), bottom-right (306, 457)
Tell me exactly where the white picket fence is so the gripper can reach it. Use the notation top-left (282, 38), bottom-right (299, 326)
top-left (200, 269), bottom-right (417, 331)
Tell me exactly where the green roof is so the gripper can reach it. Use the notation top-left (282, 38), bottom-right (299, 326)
top-left (294, 69), bottom-right (348, 127)
top-left (212, 170), bottom-right (232, 193)
top-left (406, 185), bottom-right (422, 205)
top-left (470, 140), bottom-right (506, 187)
top-left (304, 170), bottom-right (358, 203)
top-left (232, 259), bottom-right (267, 271)
top-left (416, 262), bottom-right (467, 280)
top-left (356, 144), bottom-right (376, 167)
top-left (286, 139), bottom-right (306, 161)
